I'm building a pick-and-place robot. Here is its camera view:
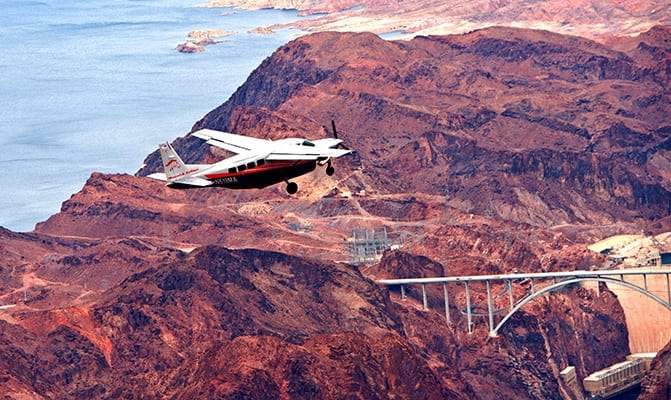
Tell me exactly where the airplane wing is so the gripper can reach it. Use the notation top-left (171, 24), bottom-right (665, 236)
top-left (207, 151), bottom-right (270, 169)
top-left (266, 148), bottom-right (351, 160)
top-left (193, 128), bottom-right (352, 161)
top-left (310, 138), bottom-right (344, 148)
top-left (192, 128), bottom-right (271, 154)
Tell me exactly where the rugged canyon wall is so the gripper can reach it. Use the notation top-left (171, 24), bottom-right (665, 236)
top-left (0, 236), bottom-right (631, 399)
top-left (139, 25), bottom-right (671, 236)
top-left (2, 26), bottom-right (671, 398)
top-left (639, 339), bottom-right (671, 400)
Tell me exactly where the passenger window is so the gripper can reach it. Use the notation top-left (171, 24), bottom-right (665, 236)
top-left (228, 167), bottom-right (236, 174)
top-left (238, 165), bottom-right (246, 172)
top-left (247, 161), bottom-right (256, 169)
top-left (257, 159), bottom-right (265, 166)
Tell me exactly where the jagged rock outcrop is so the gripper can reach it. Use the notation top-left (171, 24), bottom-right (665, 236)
top-left (639, 339), bottom-right (671, 399)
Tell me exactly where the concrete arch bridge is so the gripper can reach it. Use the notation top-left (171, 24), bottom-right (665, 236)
top-left (377, 269), bottom-right (671, 337)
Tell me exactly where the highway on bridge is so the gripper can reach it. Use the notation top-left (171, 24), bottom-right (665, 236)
top-left (377, 268), bottom-right (671, 337)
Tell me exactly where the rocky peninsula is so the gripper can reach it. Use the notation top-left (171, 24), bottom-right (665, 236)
top-left (177, 29), bottom-right (236, 53)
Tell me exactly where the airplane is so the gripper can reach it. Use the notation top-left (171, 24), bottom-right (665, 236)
top-left (148, 121), bottom-right (352, 194)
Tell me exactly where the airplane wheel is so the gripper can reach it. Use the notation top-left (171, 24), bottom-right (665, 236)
top-left (286, 182), bottom-right (298, 194)
top-left (326, 165), bottom-right (335, 176)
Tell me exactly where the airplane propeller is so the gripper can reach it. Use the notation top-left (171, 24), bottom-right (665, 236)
top-left (324, 120), bottom-right (349, 177)
top-left (330, 120), bottom-right (350, 150)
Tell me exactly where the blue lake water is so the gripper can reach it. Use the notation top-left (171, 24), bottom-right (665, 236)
top-left (0, 0), bottom-right (305, 232)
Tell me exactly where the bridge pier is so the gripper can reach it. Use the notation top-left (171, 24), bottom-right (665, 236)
top-left (508, 279), bottom-right (514, 312)
top-left (465, 281), bottom-right (472, 334)
top-left (486, 281), bottom-right (494, 337)
top-left (422, 284), bottom-right (428, 311)
top-left (443, 283), bottom-right (451, 325)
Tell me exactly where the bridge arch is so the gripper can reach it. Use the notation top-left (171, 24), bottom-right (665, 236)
top-left (491, 277), bottom-right (671, 337)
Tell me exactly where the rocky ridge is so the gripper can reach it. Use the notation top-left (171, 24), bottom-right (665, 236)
top-left (140, 25), bottom-right (671, 236)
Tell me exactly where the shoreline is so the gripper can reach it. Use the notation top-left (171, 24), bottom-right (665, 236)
top-left (195, 0), bottom-right (670, 43)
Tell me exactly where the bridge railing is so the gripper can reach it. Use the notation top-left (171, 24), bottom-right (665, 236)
top-left (377, 269), bottom-right (671, 337)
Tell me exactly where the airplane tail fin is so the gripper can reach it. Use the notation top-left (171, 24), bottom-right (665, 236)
top-left (159, 142), bottom-right (188, 181)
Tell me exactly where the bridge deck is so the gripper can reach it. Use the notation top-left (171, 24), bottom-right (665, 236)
top-left (377, 268), bottom-right (671, 336)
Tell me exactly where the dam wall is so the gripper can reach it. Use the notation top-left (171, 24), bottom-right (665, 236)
top-left (605, 271), bottom-right (671, 353)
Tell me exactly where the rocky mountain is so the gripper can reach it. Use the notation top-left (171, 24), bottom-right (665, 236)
top-left (140, 25), bottom-right (671, 237)
top-left (2, 25), bottom-right (671, 398)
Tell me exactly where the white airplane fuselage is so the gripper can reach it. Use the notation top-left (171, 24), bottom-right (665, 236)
top-left (149, 128), bottom-right (351, 194)
top-left (168, 159), bottom-right (317, 189)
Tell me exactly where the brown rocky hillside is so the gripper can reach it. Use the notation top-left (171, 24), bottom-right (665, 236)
top-left (140, 25), bottom-right (671, 236)
top-left (1, 26), bottom-right (670, 398)
top-left (0, 239), bottom-right (629, 399)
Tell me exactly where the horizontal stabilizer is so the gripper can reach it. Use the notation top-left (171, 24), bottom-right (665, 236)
top-left (148, 172), bottom-right (211, 188)
top-left (168, 176), bottom-right (212, 187)
top-left (148, 172), bottom-right (168, 182)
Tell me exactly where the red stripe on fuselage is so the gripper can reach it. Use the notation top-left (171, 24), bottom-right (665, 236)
top-left (204, 160), bottom-right (313, 180)
top-left (203, 160), bottom-right (316, 189)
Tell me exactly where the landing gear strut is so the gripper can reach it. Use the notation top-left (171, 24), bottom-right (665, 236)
top-left (326, 161), bottom-right (335, 176)
top-left (286, 181), bottom-right (298, 194)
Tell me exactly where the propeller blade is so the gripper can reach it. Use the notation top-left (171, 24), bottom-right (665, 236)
top-left (330, 120), bottom-right (350, 150)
